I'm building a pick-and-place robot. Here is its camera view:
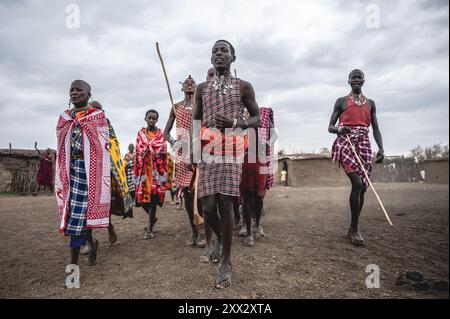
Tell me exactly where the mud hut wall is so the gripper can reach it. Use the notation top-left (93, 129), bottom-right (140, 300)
top-left (278, 158), bottom-right (347, 187)
top-left (371, 159), bottom-right (421, 183)
top-left (0, 162), bottom-right (13, 192)
top-left (0, 154), bottom-right (40, 193)
top-left (424, 159), bottom-right (449, 184)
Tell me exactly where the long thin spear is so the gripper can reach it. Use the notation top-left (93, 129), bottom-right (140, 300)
top-left (156, 42), bottom-right (177, 116)
top-left (345, 135), bottom-right (393, 226)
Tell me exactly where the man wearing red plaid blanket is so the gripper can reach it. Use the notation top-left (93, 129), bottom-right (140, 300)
top-left (164, 75), bottom-right (206, 248)
top-left (329, 69), bottom-right (384, 246)
top-left (192, 40), bottom-right (261, 289)
top-left (239, 107), bottom-right (275, 247)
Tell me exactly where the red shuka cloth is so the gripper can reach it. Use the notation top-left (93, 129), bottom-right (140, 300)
top-left (339, 96), bottom-right (371, 127)
top-left (37, 154), bottom-right (54, 186)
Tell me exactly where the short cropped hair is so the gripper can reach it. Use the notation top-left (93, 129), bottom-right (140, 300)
top-left (348, 69), bottom-right (365, 79)
top-left (214, 40), bottom-right (235, 56)
top-left (145, 109), bottom-right (159, 119)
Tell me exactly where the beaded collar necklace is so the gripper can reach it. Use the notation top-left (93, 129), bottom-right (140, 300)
top-left (213, 74), bottom-right (233, 97)
top-left (349, 92), bottom-right (367, 106)
top-left (184, 100), bottom-right (194, 111)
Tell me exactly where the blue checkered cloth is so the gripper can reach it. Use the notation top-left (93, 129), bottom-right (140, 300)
top-left (71, 123), bottom-right (83, 153)
top-left (66, 124), bottom-right (88, 236)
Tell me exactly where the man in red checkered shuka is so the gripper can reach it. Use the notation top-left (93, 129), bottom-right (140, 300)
top-left (328, 69), bottom-right (385, 247)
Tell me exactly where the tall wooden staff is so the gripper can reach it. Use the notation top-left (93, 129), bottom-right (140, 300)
top-left (192, 166), bottom-right (203, 226)
top-left (156, 43), bottom-right (177, 116)
top-left (155, 42), bottom-right (204, 226)
top-left (345, 135), bottom-right (393, 226)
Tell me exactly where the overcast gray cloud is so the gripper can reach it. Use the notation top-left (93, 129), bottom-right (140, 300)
top-left (0, 0), bottom-right (448, 155)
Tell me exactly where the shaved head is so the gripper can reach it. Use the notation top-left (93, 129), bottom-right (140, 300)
top-left (348, 69), bottom-right (365, 79)
top-left (69, 79), bottom-right (92, 107)
top-left (70, 79), bottom-right (91, 94)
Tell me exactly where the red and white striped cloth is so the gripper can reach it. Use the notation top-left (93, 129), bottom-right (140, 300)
top-left (259, 107), bottom-right (275, 190)
top-left (174, 103), bottom-right (194, 188)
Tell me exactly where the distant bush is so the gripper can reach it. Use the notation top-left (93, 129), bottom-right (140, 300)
top-left (409, 143), bottom-right (449, 164)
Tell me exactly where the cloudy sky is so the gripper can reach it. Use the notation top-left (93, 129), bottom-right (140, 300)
top-left (0, 0), bottom-right (448, 156)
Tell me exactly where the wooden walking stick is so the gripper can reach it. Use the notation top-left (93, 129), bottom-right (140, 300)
top-left (155, 42), bottom-right (203, 226)
top-left (193, 166), bottom-right (204, 226)
top-left (345, 135), bottom-right (393, 226)
top-left (156, 42), bottom-right (177, 116)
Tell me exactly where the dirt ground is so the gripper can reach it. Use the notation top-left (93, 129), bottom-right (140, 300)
top-left (0, 183), bottom-right (448, 299)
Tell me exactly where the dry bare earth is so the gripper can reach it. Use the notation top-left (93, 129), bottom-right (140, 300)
top-left (0, 183), bottom-right (448, 299)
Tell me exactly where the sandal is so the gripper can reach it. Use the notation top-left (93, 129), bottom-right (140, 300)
top-left (80, 242), bottom-right (91, 256)
top-left (238, 225), bottom-right (247, 237)
top-left (254, 225), bottom-right (265, 239)
top-left (184, 233), bottom-right (197, 246)
top-left (200, 249), bottom-right (211, 263)
top-left (88, 239), bottom-right (99, 266)
top-left (108, 224), bottom-right (117, 245)
top-left (215, 265), bottom-right (232, 289)
top-left (196, 233), bottom-right (206, 248)
top-left (243, 235), bottom-right (254, 247)
top-left (209, 240), bottom-right (221, 264)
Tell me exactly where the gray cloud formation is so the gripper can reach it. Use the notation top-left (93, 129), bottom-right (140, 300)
top-left (0, 0), bottom-right (448, 155)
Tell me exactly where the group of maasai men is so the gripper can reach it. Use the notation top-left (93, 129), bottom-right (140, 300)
top-left (55, 39), bottom-right (384, 290)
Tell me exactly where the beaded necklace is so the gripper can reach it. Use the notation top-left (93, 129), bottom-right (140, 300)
top-left (348, 92), bottom-right (367, 106)
top-left (213, 74), bottom-right (233, 97)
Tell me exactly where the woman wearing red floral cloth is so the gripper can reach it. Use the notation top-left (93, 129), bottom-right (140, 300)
top-left (134, 109), bottom-right (168, 240)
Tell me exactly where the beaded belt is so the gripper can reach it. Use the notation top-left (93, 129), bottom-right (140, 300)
top-left (71, 154), bottom-right (84, 160)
